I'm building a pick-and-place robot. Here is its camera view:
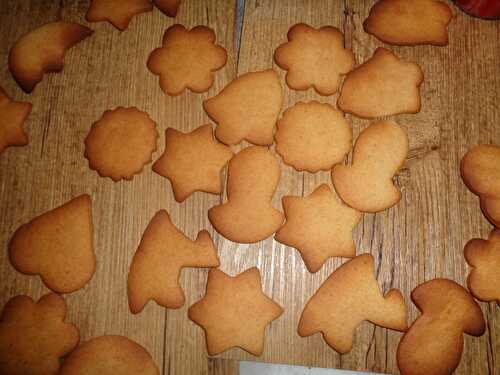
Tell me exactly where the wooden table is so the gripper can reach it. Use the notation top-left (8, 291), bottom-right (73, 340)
top-left (0, 1), bottom-right (499, 374)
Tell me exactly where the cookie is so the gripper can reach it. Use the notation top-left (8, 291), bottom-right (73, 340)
top-left (0, 293), bottom-right (79, 375)
top-left (332, 120), bottom-right (409, 213)
top-left (9, 194), bottom-right (95, 293)
top-left (84, 107), bottom-right (159, 181)
top-left (60, 335), bottom-right (159, 375)
top-left (153, 0), bottom-right (181, 17)
top-left (364, 0), bottom-right (453, 46)
top-left (86, 0), bottom-right (152, 30)
top-left (274, 23), bottom-right (355, 95)
top-left (147, 24), bottom-right (227, 96)
top-left (275, 184), bottom-right (361, 273)
top-left (275, 101), bottom-right (352, 172)
top-left (152, 124), bottom-right (234, 202)
top-left (204, 69), bottom-right (283, 146)
top-left (464, 229), bottom-right (500, 303)
top-left (9, 22), bottom-right (93, 93)
top-left (338, 47), bottom-right (424, 118)
top-left (188, 267), bottom-right (283, 356)
top-left (298, 254), bottom-right (407, 353)
top-left (0, 86), bottom-right (32, 154)
top-left (397, 279), bottom-right (485, 375)
top-left (460, 144), bottom-right (500, 228)
top-left (128, 210), bottom-right (220, 314)
top-left (208, 146), bottom-right (284, 243)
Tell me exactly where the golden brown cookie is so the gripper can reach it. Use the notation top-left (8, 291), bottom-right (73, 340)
top-left (274, 23), bottom-right (355, 95)
top-left (60, 335), bottom-right (159, 375)
top-left (188, 267), bottom-right (283, 356)
top-left (128, 210), bottom-right (220, 313)
top-left (86, 0), bottom-right (152, 30)
top-left (464, 229), bottom-right (500, 303)
top-left (152, 124), bottom-right (234, 202)
top-left (9, 194), bottom-right (95, 294)
top-left (364, 0), bottom-right (453, 46)
top-left (84, 107), bottom-right (159, 181)
top-left (9, 22), bottom-right (93, 93)
top-left (153, 0), bottom-right (181, 17)
top-left (338, 47), bottom-right (424, 118)
top-left (460, 144), bottom-right (500, 228)
top-left (204, 70), bottom-right (283, 146)
top-left (332, 120), bottom-right (409, 213)
top-left (208, 146), bottom-right (284, 243)
top-left (147, 24), bottom-right (227, 96)
top-left (298, 254), bottom-right (407, 353)
top-left (275, 101), bottom-right (352, 172)
top-left (397, 279), bottom-right (485, 375)
top-left (0, 86), bottom-right (32, 154)
top-left (275, 184), bottom-right (361, 273)
top-left (0, 293), bottom-right (79, 375)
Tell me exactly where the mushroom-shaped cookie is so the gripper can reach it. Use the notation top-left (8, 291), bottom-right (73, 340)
top-left (208, 146), bottom-right (284, 243)
top-left (9, 22), bottom-right (93, 93)
top-left (397, 279), bottom-right (485, 375)
top-left (331, 120), bottom-right (409, 213)
top-left (461, 144), bottom-right (500, 228)
top-left (147, 24), bottom-right (227, 96)
top-left (464, 229), bottom-right (500, 303)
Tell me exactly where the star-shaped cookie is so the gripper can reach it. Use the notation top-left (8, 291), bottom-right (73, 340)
top-left (0, 293), bottom-right (79, 375)
top-left (86, 0), bottom-right (153, 31)
top-left (188, 267), bottom-right (283, 356)
top-left (128, 210), bottom-right (220, 313)
top-left (0, 86), bottom-right (31, 154)
top-left (152, 124), bottom-right (234, 202)
top-left (275, 184), bottom-right (362, 273)
top-left (464, 229), bottom-right (500, 303)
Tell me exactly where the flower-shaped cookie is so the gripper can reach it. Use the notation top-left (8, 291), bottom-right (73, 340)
top-left (274, 23), bottom-right (355, 95)
top-left (147, 24), bottom-right (227, 96)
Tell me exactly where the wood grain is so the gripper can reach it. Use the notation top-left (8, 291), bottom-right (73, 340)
top-left (0, 1), bottom-right (498, 375)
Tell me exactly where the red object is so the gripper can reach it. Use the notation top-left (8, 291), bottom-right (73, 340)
top-left (455, 0), bottom-right (500, 19)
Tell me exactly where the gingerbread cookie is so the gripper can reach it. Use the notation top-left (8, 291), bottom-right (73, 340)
top-left (464, 229), bottom-right (500, 303)
top-left (274, 23), bottom-right (355, 95)
top-left (0, 293), bottom-right (79, 375)
top-left (86, 0), bottom-right (152, 30)
top-left (9, 194), bottom-right (95, 293)
top-left (204, 70), bottom-right (283, 146)
top-left (84, 107), bottom-right (159, 181)
top-left (338, 47), bottom-right (424, 118)
top-left (397, 279), bottom-right (485, 375)
top-left (275, 101), bottom-right (352, 172)
top-left (208, 146), bottom-right (284, 243)
top-left (153, 0), bottom-right (181, 17)
top-left (332, 120), bottom-right (408, 213)
top-left (9, 22), bottom-right (93, 93)
top-left (461, 144), bottom-right (500, 228)
top-left (147, 24), bottom-right (227, 96)
top-left (128, 210), bottom-right (220, 313)
top-left (0, 86), bottom-right (32, 154)
top-left (152, 124), bottom-right (234, 202)
top-left (188, 267), bottom-right (283, 356)
top-left (60, 335), bottom-right (159, 375)
top-left (275, 184), bottom-right (361, 273)
top-left (298, 254), bottom-right (407, 353)
top-left (364, 0), bottom-right (453, 46)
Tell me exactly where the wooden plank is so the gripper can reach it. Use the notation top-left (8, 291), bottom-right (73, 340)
top-left (0, 1), bottom-right (499, 375)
